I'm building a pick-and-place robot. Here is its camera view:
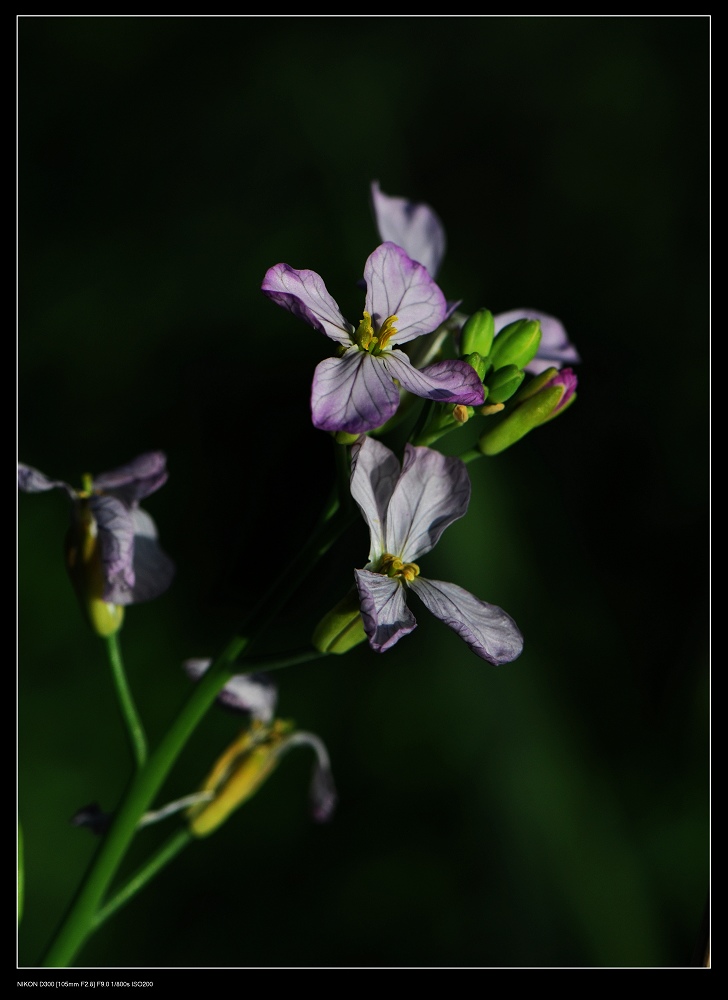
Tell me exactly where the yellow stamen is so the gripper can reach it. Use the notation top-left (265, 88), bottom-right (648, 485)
top-left (379, 553), bottom-right (420, 582)
top-left (374, 315), bottom-right (399, 352)
top-left (355, 311), bottom-right (375, 350)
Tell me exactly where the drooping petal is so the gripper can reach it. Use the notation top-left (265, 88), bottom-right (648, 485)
top-left (350, 435), bottom-right (401, 563)
top-left (385, 444), bottom-right (471, 563)
top-left (126, 507), bottom-right (175, 604)
top-left (93, 451), bottom-right (168, 505)
top-left (261, 263), bottom-right (354, 346)
top-left (364, 242), bottom-right (447, 345)
top-left (354, 568), bottom-right (417, 652)
top-left (311, 349), bottom-right (400, 434)
top-left (409, 577), bottom-right (524, 665)
top-left (17, 463), bottom-right (73, 496)
top-left (494, 309), bottom-right (580, 375)
top-left (382, 351), bottom-right (485, 407)
top-left (89, 494), bottom-right (137, 603)
top-left (277, 731), bottom-right (337, 823)
top-left (183, 659), bottom-right (278, 723)
top-left (370, 181), bottom-right (446, 279)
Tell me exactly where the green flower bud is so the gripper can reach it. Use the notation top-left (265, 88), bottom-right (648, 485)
top-left (488, 319), bottom-right (542, 371)
top-left (460, 309), bottom-right (495, 357)
top-left (478, 385), bottom-right (564, 456)
top-left (462, 351), bottom-right (488, 382)
top-left (510, 366), bottom-right (559, 404)
top-left (484, 364), bottom-right (525, 404)
top-left (312, 588), bottom-right (366, 654)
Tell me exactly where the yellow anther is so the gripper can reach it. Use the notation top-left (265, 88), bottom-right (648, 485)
top-left (453, 404), bottom-right (470, 424)
top-left (379, 553), bottom-right (420, 582)
top-left (480, 402), bottom-right (505, 417)
top-left (355, 312), bottom-right (375, 350)
top-left (374, 315), bottom-right (399, 352)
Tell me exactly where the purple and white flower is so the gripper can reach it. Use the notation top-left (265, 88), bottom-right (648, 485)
top-left (370, 181), bottom-right (580, 375)
top-left (18, 451), bottom-right (174, 606)
top-left (350, 435), bottom-right (523, 664)
top-left (262, 242), bottom-right (484, 435)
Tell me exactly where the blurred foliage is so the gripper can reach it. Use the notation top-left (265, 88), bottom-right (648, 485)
top-left (18, 15), bottom-right (709, 969)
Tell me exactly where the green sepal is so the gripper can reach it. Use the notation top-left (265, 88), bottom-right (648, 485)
top-left (488, 319), bottom-right (542, 370)
top-left (461, 351), bottom-right (487, 382)
top-left (484, 364), bottom-right (525, 403)
top-left (312, 588), bottom-right (367, 654)
top-left (333, 431), bottom-right (360, 445)
top-left (460, 309), bottom-right (495, 357)
top-left (478, 385), bottom-right (564, 455)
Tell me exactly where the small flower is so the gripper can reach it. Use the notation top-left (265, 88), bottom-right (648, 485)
top-left (187, 720), bottom-right (336, 836)
top-left (370, 182), bottom-right (580, 375)
top-left (18, 452), bottom-right (174, 635)
top-left (183, 658), bottom-right (278, 724)
top-left (350, 435), bottom-right (523, 664)
top-left (262, 242), bottom-right (484, 435)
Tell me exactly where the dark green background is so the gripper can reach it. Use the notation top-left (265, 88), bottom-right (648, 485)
top-left (18, 16), bottom-right (709, 969)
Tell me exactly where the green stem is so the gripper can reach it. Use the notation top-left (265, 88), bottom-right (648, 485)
top-left (459, 447), bottom-right (485, 465)
top-left (106, 632), bottom-right (147, 768)
top-left (240, 647), bottom-right (329, 674)
top-left (92, 829), bottom-right (192, 932)
top-left (40, 648), bottom-right (241, 968)
top-left (40, 496), bottom-right (359, 967)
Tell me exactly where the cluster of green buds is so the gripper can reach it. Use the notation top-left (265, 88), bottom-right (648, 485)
top-left (412, 308), bottom-right (577, 453)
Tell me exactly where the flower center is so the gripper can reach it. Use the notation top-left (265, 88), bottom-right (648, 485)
top-left (378, 553), bottom-right (420, 583)
top-left (354, 311), bottom-right (399, 355)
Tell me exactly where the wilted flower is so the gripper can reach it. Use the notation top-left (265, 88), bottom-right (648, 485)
top-left (350, 435), bottom-right (523, 663)
top-left (370, 181), bottom-right (580, 375)
top-left (187, 720), bottom-right (336, 836)
top-left (18, 452), bottom-right (174, 636)
top-left (262, 242), bottom-right (484, 435)
top-left (183, 658), bottom-right (278, 724)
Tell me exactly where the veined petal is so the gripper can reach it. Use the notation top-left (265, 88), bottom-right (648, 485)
top-left (370, 181), bottom-right (446, 279)
top-left (385, 444), bottom-right (470, 562)
top-left (262, 263), bottom-right (354, 346)
top-left (311, 349), bottom-right (400, 435)
top-left (494, 309), bottom-right (580, 375)
top-left (89, 494), bottom-right (136, 603)
top-left (410, 577), bottom-right (524, 665)
top-left (354, 568), bottom-right (417, 652)
top-left (350, 435), bottom-right (401, 563)
top-left (382, 352), bottom-right (485, 407)
top-left (17, 463), bottom-right (72, 496)
top-left (364, 242), bottom-right (447, 345)
top-left (93, 451), bottom-right (168, 504)
top-left (126, 507), bottom-right (175, 604)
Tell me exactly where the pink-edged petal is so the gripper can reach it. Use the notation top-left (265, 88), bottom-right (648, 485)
top-left (385, 444), bottom-right (470, 563)
top-left (126, 507), bottom-right (175, 604)
top-left (409, 577), bottom-right (524, 665)
top-left (350, 435), bottom-right (401, 563)
top-left (382, 352), bottom-right (485, 406)
top-left (311, 349), bottom-right (400, 435)
top-left (17, 463), bottom-right (72, 495)
top-left (364, 242), bottom-right (447, 345)
top-left (494, 309), bottom-right (580, 375)
top-left (370, 181), bottom-right (446, 279)
top-left (262, 263), bottom-right (354, 346)
top-left (93, 451), bottom-right (168, 504)
top-left (354, 568), bottom-right (417, 652)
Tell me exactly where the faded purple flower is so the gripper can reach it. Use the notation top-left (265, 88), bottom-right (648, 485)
top-left (350, 435), bottom-right (523, 664)
top-left (183, 658), bottom-right (278, 724)
top-left (18, 452), bottom-right (174, 606)
top-left (262, 242), bottom-right (484, 435)
top-left (370, 182), bottom-right (580, 375)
